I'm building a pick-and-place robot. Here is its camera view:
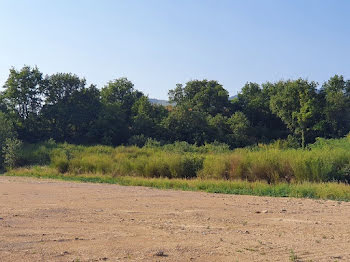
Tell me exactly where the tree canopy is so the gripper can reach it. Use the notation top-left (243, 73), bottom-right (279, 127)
top-left (1, 65), bottom-right (349, 149)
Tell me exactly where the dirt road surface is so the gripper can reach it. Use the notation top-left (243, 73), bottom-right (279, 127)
top-left (1, 176), bottom-right (350, 262)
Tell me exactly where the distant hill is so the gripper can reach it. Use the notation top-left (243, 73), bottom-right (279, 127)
top-left (148, 98), bottom-right (172, 106)
top-left (149, 95), bottom-right (238, 106)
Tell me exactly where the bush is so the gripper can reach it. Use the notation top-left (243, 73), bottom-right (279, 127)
top-left (144, 155), bottom-right (172, 178)
top-left (50, 148), bottom-right (70, 173)
top-left (0, 112), bottom-right (16, 170)
top-left (128, 135), bottom-right (148, 147)
top-left (2, 138), bottom-right (22, 170)
top-left (336, 165), bottom-right (350, 183)
top-left (168, 154), bottom-right (204, 178)
top-left (198, 155), bottom-right (231, 180)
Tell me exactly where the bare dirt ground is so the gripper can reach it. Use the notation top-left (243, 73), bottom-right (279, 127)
top-left (0, 176), bottom-right (350, 262)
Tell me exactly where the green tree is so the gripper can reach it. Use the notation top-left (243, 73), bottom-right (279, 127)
top-left (0, 95), bottom-right (7, 113)
top-left (131, 96), bottom-right (168, 139)
top-left (319, 75), bottom-right (350, 137)
top-left (101, 77), bottom-right (143, 121)
top-left (169, 80), bottom-right (231, 116)
top-left (228, 111), bottom-right (252, 147)
top-left (41, 73), bottom-right (101, 143)
top-left (67, 85), bottom-right (101, 143)
top-left (42, 73), bottom-right (86, 104)
top-left (99, 77), bottom-right (146, 143)
top-left (2, 66), bottom-right (44, 142)
top-left (41, 73), bottom-right (89, 142)
top-left (2, 66), bottom-right (43, 119)
top-left (162, 107), bottom-right (209, 145)
top-left (269, 79), bottom-right (319, 148)
top-left (207, 114), bottom-right (231, 144)
top-left (236, 82), bottom-right (287, 141)
top-left (0, 112), bottom-right (16, 169)
top-left (91, 103), bottom-right (129, 145)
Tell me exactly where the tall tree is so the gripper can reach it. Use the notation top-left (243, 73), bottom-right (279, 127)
top-left (2, 66), bottom-right (43, 119)
top-left (319, 75), bottom-right (350, 137)
top-left (41, 74), bottom-right (101, 143)
top-left (236, 82), bottom-right (287, 142)
top-left (2, 66), bottom-right (44, 142)
top-left (207, 114), bottom-right (231, 144)
top-left (101, 77), bottom-right (143, 121)
top-left (91, 102), bottom-right (128, 145)
top-left (162, 107), bottom-right (209, 145)
top-left (169, 80), bottom-right (231, 116)
top-left (42, 73), bottom-right (86, 105)
top-left (131, 96), bottom-right (168, 140)
top-left (228, 111), bottom-right (252, 147)
top-left (269, 79), bottom-right (319, 148)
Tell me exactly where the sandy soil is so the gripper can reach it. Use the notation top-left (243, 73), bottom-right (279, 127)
top-left (0, 176), bottom-right (350, 262)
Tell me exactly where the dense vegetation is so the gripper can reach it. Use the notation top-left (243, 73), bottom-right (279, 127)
top-left (5, 137), bottom-right (350, 200)
top-left (0, 66), bottom-right (349, 152)
top-left (1, 66), bottom-right (350, 187)
top-left (3, 136), bottom-right (350, 184)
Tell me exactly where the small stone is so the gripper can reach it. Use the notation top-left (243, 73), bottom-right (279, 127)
top-left (154, 250), bottom-right (167, 257)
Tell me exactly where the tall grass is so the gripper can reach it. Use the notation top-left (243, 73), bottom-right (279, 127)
top-left (12, 137), bottom-right (350, 183)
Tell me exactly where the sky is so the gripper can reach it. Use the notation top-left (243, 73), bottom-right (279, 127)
top-left (1, 0), bottom-right (350, 100)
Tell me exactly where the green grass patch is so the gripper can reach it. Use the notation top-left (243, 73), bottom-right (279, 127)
top-left (4, 166), bottom-right (350, 201)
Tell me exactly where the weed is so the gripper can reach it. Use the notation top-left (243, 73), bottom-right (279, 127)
top-left (290, 249), bottom-right (299, 262)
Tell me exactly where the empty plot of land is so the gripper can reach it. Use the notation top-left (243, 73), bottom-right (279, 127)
top-left (0, 176), bottom-right (350, 262)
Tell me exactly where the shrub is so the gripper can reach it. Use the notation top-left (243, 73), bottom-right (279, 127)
top-left (198, 155), bottom-right (231, 180)
top-left (168, 154), bottom-right (204, 178)
top-left (50, 148), bottom-right (69, 173)
top-left (2, 138), bottom-right (22, 170)
top-left (144, 155), bottom-right (172, 178)
top-left (128, 135), bottom-right (148, 147)
top-left (144, 138), bottom-right (161, 148)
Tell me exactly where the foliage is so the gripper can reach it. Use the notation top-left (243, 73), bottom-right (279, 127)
top-left (269, 79), bottom-right (319, 148)
top-left (318, 75), bottom-right (350, 138)
top-left (2, 138), bottom-right (22, 170)
top-left (228, 111), bottom-right (252, 147)
top-left (2, 66), bottom-right (43, 119)
top-left (0, 112), bottom-right (17, 169)
top-left (162, 107), bottom-right (210, 145)
top-left (1, 65), bottom-right (350, 150)
top-left (168, 79), bottom-right (231, 116)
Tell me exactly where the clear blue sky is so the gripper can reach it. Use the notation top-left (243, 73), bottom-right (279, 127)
top-left (1, 0), bottom-right (349, 99)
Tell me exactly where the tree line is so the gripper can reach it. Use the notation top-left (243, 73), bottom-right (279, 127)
top-left (1, 65), bottom-right (350, 152)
